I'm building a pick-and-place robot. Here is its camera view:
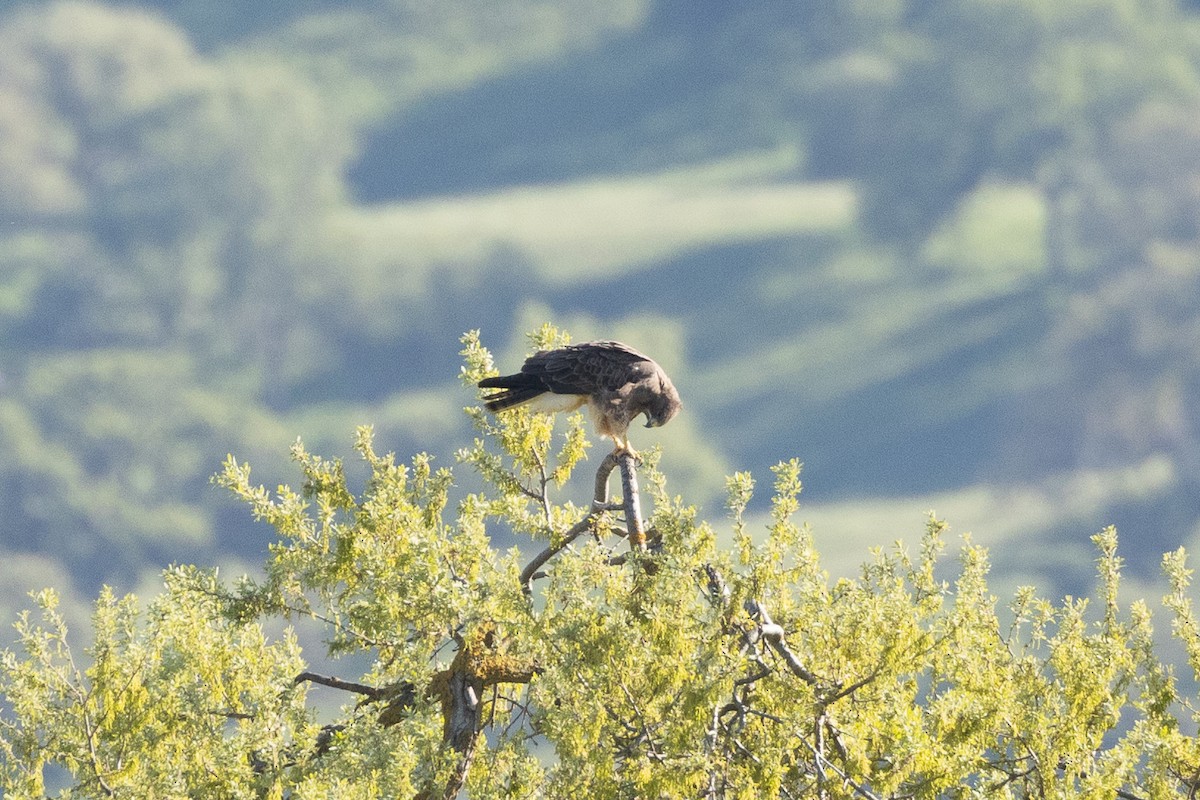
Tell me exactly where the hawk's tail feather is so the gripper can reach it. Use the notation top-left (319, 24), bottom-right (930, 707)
top-left (478, 372), bottom-right (541, 390)
top-left (478, 372), bottom-right (546, 412)
top-left (482, 387), bottom-right (544, 413)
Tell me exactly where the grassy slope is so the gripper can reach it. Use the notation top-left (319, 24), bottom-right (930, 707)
top-left (328, 151), bottom-right (850, 283)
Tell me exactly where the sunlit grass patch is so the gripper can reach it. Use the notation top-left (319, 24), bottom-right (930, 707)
top-left (331, 159), bottom-right (855, 281)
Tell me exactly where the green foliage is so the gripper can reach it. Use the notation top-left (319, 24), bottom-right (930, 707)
top-left (0, 578), bottom-right (306, 798)
top-left (5, 332), bottom-right (1200, 798)
top-left (458, 327), bottom-right (593, 539)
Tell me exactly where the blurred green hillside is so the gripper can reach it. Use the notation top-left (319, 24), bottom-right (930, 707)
top-left (3, 0), bottom-right (1200, 624)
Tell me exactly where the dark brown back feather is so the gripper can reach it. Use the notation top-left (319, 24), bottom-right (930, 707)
top-left (477, 341), bottom-right (678, 423)
top-left (524, 341), bottom-right (654, 395)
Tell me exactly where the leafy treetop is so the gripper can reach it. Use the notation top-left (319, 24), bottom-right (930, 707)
top-left (3, 329), bottom-right (1200, 798)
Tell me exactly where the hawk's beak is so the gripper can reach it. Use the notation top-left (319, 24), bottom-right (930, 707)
top-left (644, 419), bottom-right (655, 428)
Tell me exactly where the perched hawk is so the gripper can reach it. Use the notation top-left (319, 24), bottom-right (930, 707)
top-left (478, 340), bottom-right (682, 455)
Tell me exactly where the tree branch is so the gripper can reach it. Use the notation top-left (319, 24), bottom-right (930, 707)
top-left (745, 599), bottom-right (819, 686)
top-left (419, 624), bottom-right (539, 800)
top-left (519, 452), bottom-right (621, 595)
top-left (617, 452), bottom-right (646, 549)
top-left (294, 671), bottom-right (386, 699)
top-left (592, 451), bottom-right (620, 507)
top-left (519, 514), bottom-right (597, 596)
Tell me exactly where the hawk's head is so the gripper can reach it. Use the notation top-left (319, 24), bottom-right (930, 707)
top-left (642, 375), bottom-right (682, 429)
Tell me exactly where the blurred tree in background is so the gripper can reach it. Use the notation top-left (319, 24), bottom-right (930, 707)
top-left (2, 0), bottom-right (1200, 630)
top-left (0, 1), bottom-right (351, 584)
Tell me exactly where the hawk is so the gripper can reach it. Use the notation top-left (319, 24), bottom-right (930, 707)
top-left (478, 340), bottom-right (682, 456)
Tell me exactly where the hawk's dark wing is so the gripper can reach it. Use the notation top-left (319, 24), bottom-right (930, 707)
top-left (526, 341), bottom-right (655, 395)
top-left (478, 341), bottom-right (654, 411)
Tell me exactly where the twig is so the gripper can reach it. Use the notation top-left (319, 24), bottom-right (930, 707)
top-left (798, 735), bottom-right (883, 800)
top-left (81, 707), bottom-right (115, 797)
top-left (498, 688), bottom-right (535, 738)
top-left (604, 530), bottom-right (663, 567)
top-left (733, 665), bottom-right (773, 688)
top-left (190, 579), bottom-right (393, 650)
top-left (529, 447), bottom-right (552, 522)
top-left (1117, 790), bottom-right (1149, 800)
top-left (70, 666), bottom-right (116, 797)
top-left (617, 678), bottom-right (664, 762)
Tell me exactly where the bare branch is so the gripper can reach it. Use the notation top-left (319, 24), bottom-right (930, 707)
top-left (294, 671), bottom-right (387, 699)
top-left (417, 664), bottom-right (482, 800)
top-left (519, 452), bottom-right (621, 595)
top-left (593, 451), bottom-right (619, 507)
top-left (618, 452), bottom-right (646, 549)
top-left (745, 599), bottom-right (819, 686)
top-left (519, 514), bottom-right (597, 595)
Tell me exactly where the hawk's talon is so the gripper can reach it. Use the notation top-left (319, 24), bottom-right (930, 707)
top-left (611, 435), bottom-right (642, 463)
top-left (613, 445), bottom-right (643, 465)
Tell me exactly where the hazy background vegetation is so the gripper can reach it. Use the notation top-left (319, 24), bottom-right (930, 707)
top-left (3, 0), bottom-right (1200, 630)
